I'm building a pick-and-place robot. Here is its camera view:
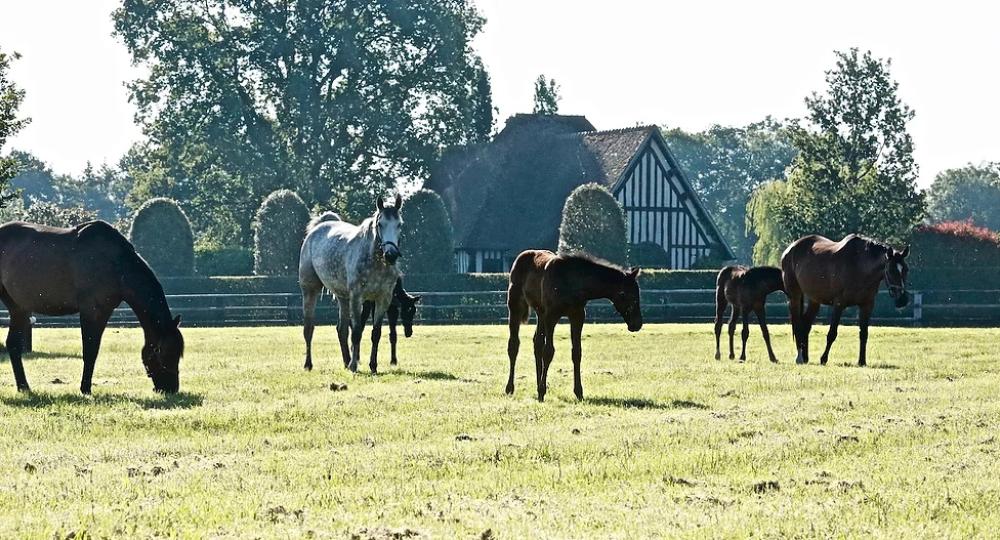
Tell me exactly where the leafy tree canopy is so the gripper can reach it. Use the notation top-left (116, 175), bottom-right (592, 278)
top-left (114, 0), bottom-right (491, 247)
top-left (747, 49), bottom-right (925, 264)
top-left (0, 49), bottom-right (29, 206)
top-left (663, 118), bottom-right (796, 262)
top-left (926, 163), bottom-right (1000, 231)
top-left (532, 75), bottom-right (560, 115)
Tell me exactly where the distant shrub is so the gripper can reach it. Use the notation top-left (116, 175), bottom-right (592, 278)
top-left (399, 189), bottom-right (455, 274)
top-left (910, 220), bottom-right (1000, 268)
top-left (253, 189), bottom-right (311, 275)
top-left (129, 198), bottom-right (195, 276)
top-left (196, 243), bottom-right (253, 276)
top-left (19, 201), bottom-right (97, 228)
top-left (558, 183), bottom-right (627, 265)
top-left (629, 241), bottom-right (670, 269)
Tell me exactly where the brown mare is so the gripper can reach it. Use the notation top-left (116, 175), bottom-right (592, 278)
top-left (781, 234), bottom-right (910, 366)
top-left (714, 265), bottom-right (785, 362)
top-left (506, 250), bottom-right (642, 402)
top-left (0, 221), bottom-right (184, 394)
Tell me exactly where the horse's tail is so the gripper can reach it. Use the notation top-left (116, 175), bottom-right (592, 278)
top-left (715, 266), bottom-right (735, 323)
top-left (508, 252), bottom-right (532, 324)
top-left (307, 211), bottom-right (341, 233)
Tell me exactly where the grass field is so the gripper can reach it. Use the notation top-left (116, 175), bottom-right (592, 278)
top-left (1, 322), bottom-right (998, 539)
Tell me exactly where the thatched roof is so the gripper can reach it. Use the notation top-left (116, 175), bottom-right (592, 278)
top-left (425, 115), bottom-right (660, 252)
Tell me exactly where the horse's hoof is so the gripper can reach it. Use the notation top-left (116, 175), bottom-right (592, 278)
top-left (739, 358), bottom-right (746, 363)
top-left (390, 360), bottom-right (398, 366)
top-left (505, 384), bottom-right (514, 395)
top-left (769, 357), bottom-right (778, 364)
top-left (16, 385), bottom-right (31, 393)
top-left (728, 354), bottom-right (735, 360)
top-left (304, 363), bottom-right (313, 371)
top-left (714, 352), bottom-right (721, 360)
top-left (574, 390), bottom-right (584, 400)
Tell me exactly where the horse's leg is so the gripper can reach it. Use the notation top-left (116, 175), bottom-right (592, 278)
top-left (368, 301), bottom-right (389, 374)
top-left (538, 313), bottom-right (559, 402)
top-left (800, 300), bottom-right (821, 364)
top-left (348, 296), bottom-right (366, 373)
top-left (739, 309), bottom-right (750, 362)
top-left (727, 307), bottom-right (738, 360)
top-left (336, 298), bottom-right (352, 368)
top-left (820, 304), bottom-right (844, 366)
top-left (755, 305), bottom-right (778, 363)
top-left (714, 293), bottom-right (727, 360)
top-left (79, 305), bottom-right (113, 395)
top-left (301, 285), bottom-right (320, 371)
top-left (4, 306), bottom-right (31, 392)
top-left (387, 304), bottom-right (399, 366)
top-left (569, 307), bottom-right (585, 400)
top-left (532, 311), bottom-right (545, 401)
top-left (505, 301), bottom-right (524, 396)
top-left (858, 301), bottom-right (873, 367)
top-left (788, 290), bottom-right (804, 363)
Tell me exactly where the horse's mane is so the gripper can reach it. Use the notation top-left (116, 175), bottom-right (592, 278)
top-left (851, 234), bottom-right (893, 255)
top-left (558, 252), bottom-right (628, 273)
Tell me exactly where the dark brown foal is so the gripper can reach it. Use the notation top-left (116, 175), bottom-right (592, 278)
top-left (506, 250), bottom-right (642, 402)
top-left (714, 265), bottom-right (785, 362)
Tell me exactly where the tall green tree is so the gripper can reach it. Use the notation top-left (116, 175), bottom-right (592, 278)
top-left (747, 49), bottom-right (925, 264)
top-left (532, 75), bottom-right (560, 115)
top-left (0, 49), bottom-right (29, 205)
top-left (926, 163), bottom-right (1000, 230)
top-left (114, 0), bottom-right (489, 246)
top-left (663, 118), bottom-right (796, 262)
top-left (558, 183), bottom-right (628, 265)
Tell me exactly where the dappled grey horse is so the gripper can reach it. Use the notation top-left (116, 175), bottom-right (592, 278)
top-left (299, 196), bottom-right (403, 374)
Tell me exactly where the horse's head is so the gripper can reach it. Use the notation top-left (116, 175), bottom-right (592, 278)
top-left (884, 245), bottom-right (911, 308)
top-left (399, 292), bottom-right (421, 338)
top-left (375, 194), bottom-right (403, 265)
top-left (142, 315), bottom-right (183, 394)
top-left (612, 267), bottom-right (643, 332)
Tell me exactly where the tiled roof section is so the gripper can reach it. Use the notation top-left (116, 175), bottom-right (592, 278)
top-left (578, 126), bottom-right (656, 186)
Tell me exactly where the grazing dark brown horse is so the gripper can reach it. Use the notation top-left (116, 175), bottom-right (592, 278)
top-left (506, 250), bottom-right (642, 402)
top-left (0, 221), bottom-right (184, 394)
top-left (781, 234), bottom-right (910, 366)
top-left (714, 266), bottom-right (785, 362)
top-left (362, 278), bottom-right (420, 366)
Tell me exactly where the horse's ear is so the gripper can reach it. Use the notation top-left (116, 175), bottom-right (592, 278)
top-left (394, 193), bottom-right (402, 208)
top-left (627, 267), bottom-right (640, 279)
top-left (412, 294), bottom-right (422, 303)
top-left (173, 315), bottom-right (182, 327)
top-left (376, 198), bottom-right (385, 211)
top-left (901, 245), bottom-right (910, 258)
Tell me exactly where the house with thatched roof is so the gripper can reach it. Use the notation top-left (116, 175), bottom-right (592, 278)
top-left (425, 113), bottom-right (733, 273)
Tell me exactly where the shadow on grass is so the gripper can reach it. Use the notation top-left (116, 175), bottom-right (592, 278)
top-left (0, 351), bottom-right (83, 361)
top-left (586, 396), bottom-right (709, 410)
top-left (0, 390), bottom-right (203, 410)
top-left (390, 369), bottom-right (464, 382)
top-left (837, 362), bottom-right (900, 370)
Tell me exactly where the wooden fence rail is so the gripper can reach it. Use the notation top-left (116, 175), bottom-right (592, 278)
top-left (5, 288), bottom-right (993, 328)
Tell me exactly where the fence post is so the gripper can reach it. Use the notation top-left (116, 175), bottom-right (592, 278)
top-left (913, 292), bottom-right (923, 325)
top-left (287, 294), bottom-right (298, 324)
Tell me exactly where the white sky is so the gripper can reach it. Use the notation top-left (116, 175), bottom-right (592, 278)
top-left (2, 0), bottom-right (999, 188)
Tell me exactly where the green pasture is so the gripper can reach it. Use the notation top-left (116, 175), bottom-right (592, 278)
top-left (1, 323), bottom-right (998, 538)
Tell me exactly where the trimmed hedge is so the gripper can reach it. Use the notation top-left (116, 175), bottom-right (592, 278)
top-left (399, 189), bottom-right (455, 274)
top-left (253, 189), bottom-right (311, 275)
top-left (196, 245), bottom-right (253, 276)
top-left (909, 221), bottom-right (1000, 289)
top-left (129, 198), bottom-right (195, 276)
top-left (157, 270), bottom-right (720, 295)
top-left (558, 183), bottom-right (628, 265)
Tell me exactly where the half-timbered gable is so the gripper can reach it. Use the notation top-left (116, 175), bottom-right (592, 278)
top-left (426, 114), bottom-right (732, 273)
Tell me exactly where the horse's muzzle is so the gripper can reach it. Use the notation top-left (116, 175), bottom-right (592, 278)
top-left (627, 320), bottom-right (643, 332)
top-left (403, 325), bottom-right (413, 338)
top-left (383, 245), bottom-right (400, 265)
top-left (893, 290), bottom-right (911, 309)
